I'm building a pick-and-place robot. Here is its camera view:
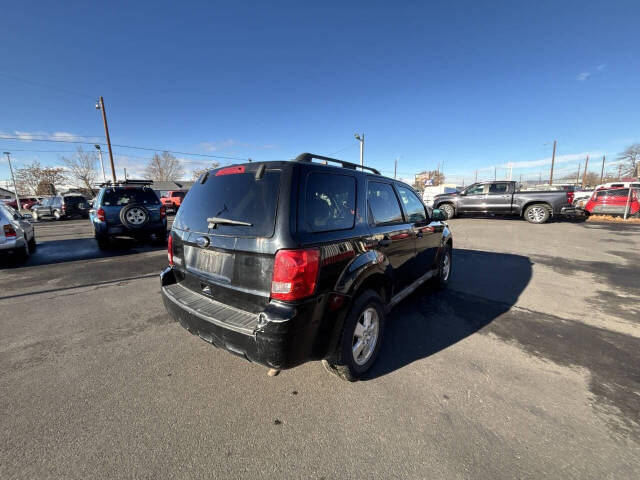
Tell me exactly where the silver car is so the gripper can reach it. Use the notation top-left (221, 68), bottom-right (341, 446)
top-left (0, 203), bottom-right (36, 261)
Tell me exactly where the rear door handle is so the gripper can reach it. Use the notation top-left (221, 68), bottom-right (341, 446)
top-left (378, 238), bottom-right (392, 247)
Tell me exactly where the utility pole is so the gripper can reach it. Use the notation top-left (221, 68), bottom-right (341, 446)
top-left (549, 140), bottom-right (557, 185)
top-left (96, 97), bottom-right (117, 183)
top-left (618, 164), bottom-right (622, 180)
top-left (394, 158), bottom-right (398, 179)
top-left (2, 152), bottom-right (21, 211)
top-left (94, 145), bottom-right (107, 183)
top-left (124, 168), bottom-right (128, 180)
top-left (576, 163), bottom-right (581, 185)
top-left (600, 156), bottom-right (605, 184)
top-left (519, 173), bottom-right (522, 184)
top-left (354, 133), bottom-right (364, 166)
top-left (508, 162), bottom-right (513, 181)
top-left (474, 169), bottom-right (478, 183)
top-left (494, 166), bottom-right (497, 181)
top-left (581, 155), bottom-right (589, 188)
top-left (539, 171), bottom-right (542, 184)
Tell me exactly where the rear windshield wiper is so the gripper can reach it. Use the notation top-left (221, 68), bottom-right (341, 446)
top-left (207, 216), bottom-right (253, 229)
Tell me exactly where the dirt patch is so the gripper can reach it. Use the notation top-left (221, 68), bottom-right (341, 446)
top-left (587, 214), bottom-right (640, 224)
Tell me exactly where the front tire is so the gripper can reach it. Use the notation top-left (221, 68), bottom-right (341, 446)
top-left (323, 290), bottom-right (386, 382)
top-left (524, 204), bottom-right (550, 224)
top-left (440, 203), bottom-right (455, 220)
top-left (431, 243), bottom-right (452, 289)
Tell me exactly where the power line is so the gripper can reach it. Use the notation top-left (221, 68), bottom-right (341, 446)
top-left (0, 134), bottom-right (249, 161)
top-left (0, 72), bottom-right (94, 99)
top-left (328, 143), bottom-right (358, 156)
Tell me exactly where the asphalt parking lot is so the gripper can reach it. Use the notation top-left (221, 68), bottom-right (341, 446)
top-left (1, 217), bottom-right (639, 479)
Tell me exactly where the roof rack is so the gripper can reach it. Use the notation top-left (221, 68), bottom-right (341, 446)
top-left (99, 179), bottom-right (154, 187)
top-left (293, 152), bottom-right (381, 175)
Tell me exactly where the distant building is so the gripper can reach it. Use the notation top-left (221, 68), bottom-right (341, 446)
top-left (0, 186), bottom-right (15, 200)
top-left (151, 180), bottom-right (195, 198)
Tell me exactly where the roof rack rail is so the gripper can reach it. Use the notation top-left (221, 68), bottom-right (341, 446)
top-left (293, 152), bottom-right (381, 175)
top-left (99, 179), bottom-right (154, 187)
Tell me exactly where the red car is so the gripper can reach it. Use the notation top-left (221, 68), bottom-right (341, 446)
top-left (4, 197), bottom-right (39, 210)
top-left (160, 190), bottom-right (187, 213)
top-left (584, 187), bottom-right (639, 217)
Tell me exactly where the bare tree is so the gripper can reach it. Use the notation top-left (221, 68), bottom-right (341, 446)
top-left (15, 161), bottom-right (67, 195)
top-left (617, 144), bottom-right (640, 178)
top-left (144, 151), bottom-right (185, 181)
top-left (192, 162), bottom-right (220, 180)
top-left (62, 147), bottom-right (98, 196)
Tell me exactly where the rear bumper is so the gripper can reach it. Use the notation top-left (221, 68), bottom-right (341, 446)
top-left (560, 206), bottom-right (580, 216)
top-left (0, 236), bottom-right (25, 253)
top-left (94, 219), bottom-right (167, 236)
top-left (160, 267), bottom-right (325, 369)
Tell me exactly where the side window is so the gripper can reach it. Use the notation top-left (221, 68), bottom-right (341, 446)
top-left (367, 182), bottom-right (404, 226)
top-left (466, 184), bottom-right (486, 195)
top-left (489, 183), bottom-right (509, 194)
top-left (304, 173), bottom-right (356, 232)
top-left (396, 186), bottom-right (427, 223)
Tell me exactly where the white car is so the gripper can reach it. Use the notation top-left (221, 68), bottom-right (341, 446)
top-left (0, 203), bottom-right (36, 262)
top-left (422, 184), bottom-right (459, 207)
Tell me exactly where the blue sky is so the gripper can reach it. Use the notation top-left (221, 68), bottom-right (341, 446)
top-left (1, 0), bottom-right (638, 187)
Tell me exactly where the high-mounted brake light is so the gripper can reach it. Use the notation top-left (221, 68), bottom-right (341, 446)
top-left (3, 224), bottom-right (17, 237)
top-left (215, 166), bottom-right (245, 176)
top-left (271, 249), bottom-right (320, 301)
top-left (168, 235), bottom-right (174, 266)
top-left (96, 208), bottom-right (106, 222)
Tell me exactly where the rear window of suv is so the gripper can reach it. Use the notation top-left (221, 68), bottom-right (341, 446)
top-left (173, 169), bottom-right (281, 237)
top-left (102, 188), bottom-right (160, 206)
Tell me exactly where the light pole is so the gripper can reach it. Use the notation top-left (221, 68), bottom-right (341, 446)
top-left (94, 144), bottom-right (107, 183)
top-left (3, 152), bottom-right (21, 211)
top-left (95, 97), bottom-right (117, 183)
top-left (549, 140), bottom-right (557, 185)
top-left (354, 133), bottom-right (364, 166)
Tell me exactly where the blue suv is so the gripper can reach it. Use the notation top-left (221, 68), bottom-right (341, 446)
top-left (89, 180), bottom-right (167, 249)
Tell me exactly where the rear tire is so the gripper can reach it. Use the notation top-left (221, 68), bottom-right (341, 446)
top-left (28, 235), bottom-right (37, 252)
top-left (96, 234), bottom-right (110, 250)
top-left (524, 204), bottom-right (550, 224)
top-left (323, 290), bottom-right (386, 382)
top-left (440, 203), bottom-right (455, 220)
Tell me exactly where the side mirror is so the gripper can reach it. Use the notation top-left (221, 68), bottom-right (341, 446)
top-left (432, 209), bottom-right (446, 222)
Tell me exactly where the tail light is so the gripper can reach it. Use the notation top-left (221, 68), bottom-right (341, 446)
top-left (96, 208), bottom-right (106, 222)
top-left (61, 204), bottom-right (66, 212)
top-left (271, 248), bottom-right (320, 301)
top-left (160, 205), bottom-right (166, 219)
top-left (567, 191), bottom-right (574, 204)
top-left (3, 224), bottom-right (17, 237)
top-left (167, 235), bottom-right (174, 266)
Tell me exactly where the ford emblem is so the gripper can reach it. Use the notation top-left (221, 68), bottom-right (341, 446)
top-left (196, 236), bottom-right (210, 248)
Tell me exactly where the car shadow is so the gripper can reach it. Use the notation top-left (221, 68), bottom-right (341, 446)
top-left (364, 248), bottom-right (533, 380)
top-left (0, 237), bottom-right (167, 269)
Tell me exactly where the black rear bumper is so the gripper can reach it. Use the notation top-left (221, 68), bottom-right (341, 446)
top-left (160, 267), bottom-right (327, 370)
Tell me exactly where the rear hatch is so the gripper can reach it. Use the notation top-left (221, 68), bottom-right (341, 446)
top-left (171, 164), bottom-right (285, 313)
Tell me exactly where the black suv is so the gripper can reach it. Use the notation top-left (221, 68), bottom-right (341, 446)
top-left (161, 154), bottom-right (453, 381)
top-left (31, 195), bottom-right (90, 221)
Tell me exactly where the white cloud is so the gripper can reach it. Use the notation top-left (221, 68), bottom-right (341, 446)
top-left (199, 139), bottom-right (279, 152)
top-left (0, 130), bottom-right (99, 142)
top-left (577, 64), bottom-right (605, 81)
top-left (497, 151), bottom-right (603, 169)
